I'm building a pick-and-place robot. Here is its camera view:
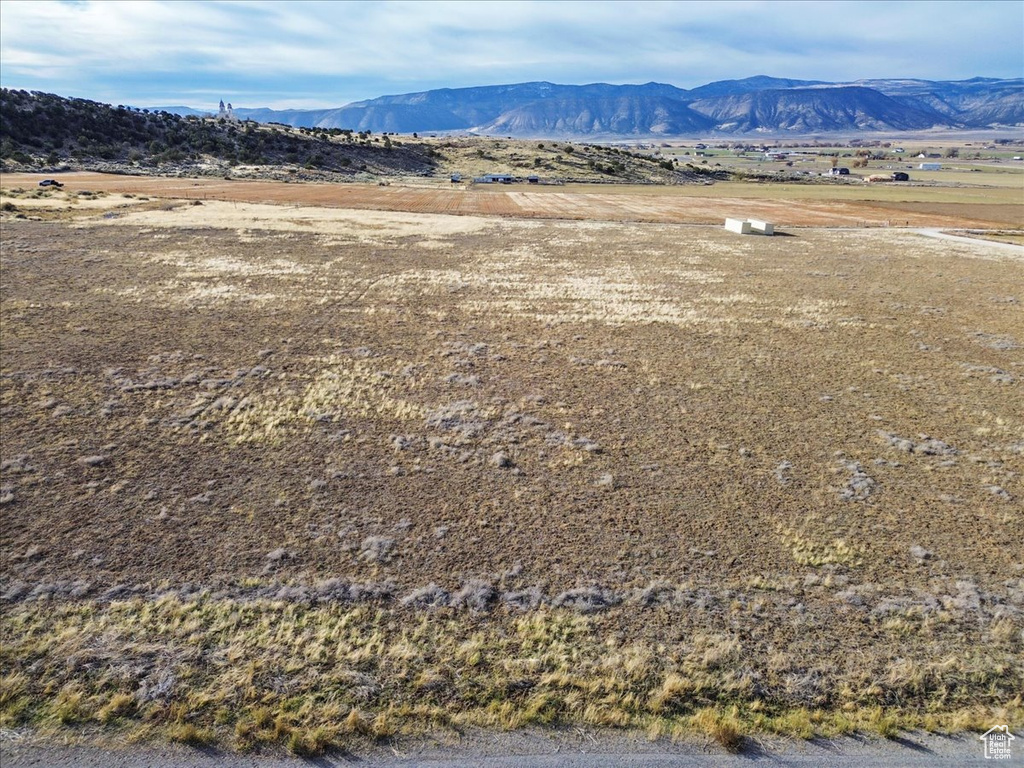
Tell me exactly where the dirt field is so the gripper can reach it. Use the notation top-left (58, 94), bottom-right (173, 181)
top-left (3, 171), bottom-right (1022, 228)
top-left (1, 176), bottom-right (1022, 753)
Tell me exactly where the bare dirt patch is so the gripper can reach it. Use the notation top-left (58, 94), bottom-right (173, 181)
top-left (86, 199), bottom-right (492, 240)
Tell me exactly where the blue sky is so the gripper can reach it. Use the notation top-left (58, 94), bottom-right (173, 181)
top-left (1, 0), bottom-right (1022, 110)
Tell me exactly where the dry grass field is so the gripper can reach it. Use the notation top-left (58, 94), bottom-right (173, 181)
top-left (1, 173), bottom-right (1022, 754)
top-left (2, 171), bottom-right (1023, 229)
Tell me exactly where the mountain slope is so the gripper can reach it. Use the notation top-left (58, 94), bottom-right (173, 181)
top-left (864, 78), bottom-right (1024, 126)
top-left (686, 75), bottom-right (827, 100)
top-left (317, 82), bottom-right (699, 134)
top-left (476, 91), bottom-right (712, 137)
top-left (151, 76), bottom-right (1023, 137)
top-left (688, 86), bottom-right (950, 132)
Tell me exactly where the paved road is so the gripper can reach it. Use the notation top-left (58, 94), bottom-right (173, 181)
top-left (2, 729), bottom-right (1017, 767)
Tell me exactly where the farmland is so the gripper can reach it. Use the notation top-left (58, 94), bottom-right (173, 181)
top-left (2, 170), bottom-right (1022, 227)
top-left (0, 173), bottom-right (1022, 755)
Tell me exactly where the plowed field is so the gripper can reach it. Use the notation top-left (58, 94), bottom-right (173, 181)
top-left (4, 171), bottom-right (1022, 227)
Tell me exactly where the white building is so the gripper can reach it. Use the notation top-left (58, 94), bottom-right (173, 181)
top-left (217, 100), bottom-right (237, 121)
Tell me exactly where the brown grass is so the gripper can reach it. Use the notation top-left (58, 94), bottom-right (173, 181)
top-left (1, 183), bottom-right (1021, 750)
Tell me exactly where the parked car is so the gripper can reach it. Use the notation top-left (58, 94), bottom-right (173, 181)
top-left (38, 179), bottom-right (64, 188)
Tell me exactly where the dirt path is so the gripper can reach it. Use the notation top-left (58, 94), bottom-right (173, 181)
top-left (913, 227), bottom-right (1024, 256)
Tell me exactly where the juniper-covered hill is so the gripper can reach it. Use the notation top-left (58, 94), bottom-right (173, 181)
top-left (0, 89), bottom-right (438, 177)
top-left (0, 89), bottom-right (716, 184)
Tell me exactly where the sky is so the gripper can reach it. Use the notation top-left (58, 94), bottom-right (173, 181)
top-left (1, 0), bottom-right (1022, 110)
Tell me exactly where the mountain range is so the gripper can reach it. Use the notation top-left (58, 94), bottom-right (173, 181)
top-left (154, 76), bottom-right (1024, 137)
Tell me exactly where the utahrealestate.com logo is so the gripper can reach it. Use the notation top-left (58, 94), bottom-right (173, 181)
top-left (980, 725), bottom-right (1015, 760)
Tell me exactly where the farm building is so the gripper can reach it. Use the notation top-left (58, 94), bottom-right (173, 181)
top-left (473, 173), bottom-right (514, 184)
top-left (919, 162), bottom-right (941, 171)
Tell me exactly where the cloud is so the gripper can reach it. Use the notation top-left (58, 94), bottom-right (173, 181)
top-left (0, 0), bottom-right (1020, 109)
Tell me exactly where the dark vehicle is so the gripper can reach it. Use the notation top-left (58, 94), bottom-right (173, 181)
top-left (38, 179), bottom-right (64, 188)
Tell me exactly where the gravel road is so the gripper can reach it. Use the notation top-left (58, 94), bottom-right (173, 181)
top-left (2, 728), bottom-right (1015, 767)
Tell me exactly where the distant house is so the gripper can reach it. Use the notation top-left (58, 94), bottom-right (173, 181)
top-left (891, 171), bottom-right (910, 181)
top-left (828, 167), bottom-right (850, 176)
top-left (918, 162), bottom-right (941, 171)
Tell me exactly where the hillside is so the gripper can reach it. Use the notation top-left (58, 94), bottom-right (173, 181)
top-left (0, 90), bottom-right (712, 184)
top-left (206, 76), bottom-right (1023, 138)
top-left (0, 89), bottom-right (438, 178)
